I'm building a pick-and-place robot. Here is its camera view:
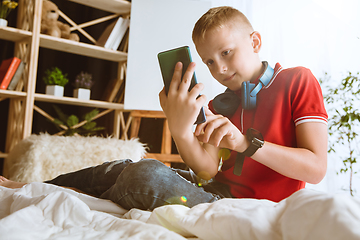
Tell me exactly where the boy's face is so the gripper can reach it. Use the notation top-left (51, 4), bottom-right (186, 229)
top-left (195, 24), bottom-right (261, 91)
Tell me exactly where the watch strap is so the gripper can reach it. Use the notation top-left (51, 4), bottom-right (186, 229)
top-left (233, 152), bottom-right (245, 176)
top-left (243, 139), bottom-right (261, 157)
top-left (233, 128), bottom-right (264, 176)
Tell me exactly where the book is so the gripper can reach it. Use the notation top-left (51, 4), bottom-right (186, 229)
top-left (109, 18), bottom-right (130, 51)
top-left (96, 19), bottom-right (117, 48)
top-left (0, 57), bottom-right (21, 90)
top-left (117, 27), bottom-right (129, 52)
top-left (96, 17), bottom-right (130, 51)
top-left (7, 61), bottom-right (25, 90)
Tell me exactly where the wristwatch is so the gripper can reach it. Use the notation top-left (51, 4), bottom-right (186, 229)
top-left (243, 128), bottom-right (264, 157)
top-left (233, 128), bottom-right (264, 176)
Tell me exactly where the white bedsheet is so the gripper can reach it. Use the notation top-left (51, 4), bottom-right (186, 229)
top-left (1, 182), bottom-right (359, 240)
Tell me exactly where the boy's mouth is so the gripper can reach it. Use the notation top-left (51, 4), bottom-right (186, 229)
top-left (223, 73), bottom-right (236, 82)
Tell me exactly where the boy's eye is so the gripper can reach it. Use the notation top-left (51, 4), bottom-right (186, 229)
top-left (222, 50), bottom-right (230, 56)
top-left (206, 60), bottom-right (214, 66)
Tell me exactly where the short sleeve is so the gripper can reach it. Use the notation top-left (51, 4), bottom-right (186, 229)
top-left (290, 68), bottom-right (328, 126)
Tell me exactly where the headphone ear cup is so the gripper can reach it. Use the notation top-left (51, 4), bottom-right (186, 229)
top-left (212, 91), bottom-right (241, 117)
top-left (241, 81), bottom-right (257, 110)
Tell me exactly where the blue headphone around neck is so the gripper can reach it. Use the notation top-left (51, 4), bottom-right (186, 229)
top-left (212, 61), bottom-right (274, 116)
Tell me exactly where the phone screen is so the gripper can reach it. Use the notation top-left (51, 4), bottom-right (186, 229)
top-left (157, 46), bottom-right (206, 124)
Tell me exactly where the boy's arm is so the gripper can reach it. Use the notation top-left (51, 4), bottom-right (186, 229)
top-left (172, 131), bottom-right (220, 180)
top-left (196, 116), bottom-right (328, 184)
top-left (159, 62), bottom-right (220, 179)
top-left (252, 122), bottom-right (328, 184)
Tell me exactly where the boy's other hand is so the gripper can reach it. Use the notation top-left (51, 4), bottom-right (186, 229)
top-left (194, 107), bottom-right (248, 151)
top-left (159, 62), bottom-right (206, 139)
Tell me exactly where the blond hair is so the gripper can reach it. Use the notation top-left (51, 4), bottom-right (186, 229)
top-left (192, 6), bottom-right (253, 43)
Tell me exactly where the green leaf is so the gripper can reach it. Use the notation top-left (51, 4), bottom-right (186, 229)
top-left (53, 105), bottom-right (68, 123)
top-left (66, 128), bottom-right (78, 136)
top-left (84, 109), bottom-right (99, 121)
top-left (43, 67), bottom-right (69, 86)
top-left (82, 121), bottom-right (96, 130)
top-left (50, 105), bottom-right (105, 136)
top-left (53, 118), bottom-right (64, 126)
top-left (67, 115), bottom-right (79, 127)
top-left (91, 126), bottom-right (105, 131)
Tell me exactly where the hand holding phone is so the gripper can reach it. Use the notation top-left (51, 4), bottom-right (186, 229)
top-left (157, 46), bottom-right (206, 124)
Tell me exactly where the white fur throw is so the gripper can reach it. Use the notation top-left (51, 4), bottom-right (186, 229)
top-left (6, 133), bottom-right (147, 183)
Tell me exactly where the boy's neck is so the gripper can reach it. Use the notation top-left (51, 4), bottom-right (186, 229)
top-left (250, 60), bottom-right (265, 83)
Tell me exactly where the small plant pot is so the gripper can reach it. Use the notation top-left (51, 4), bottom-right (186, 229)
top-left (73, 88), bottom-right (90, 100)
top-left (46, 85), bottom-right (64, 97)
top-left (0, 19), bottom-right (8, 27)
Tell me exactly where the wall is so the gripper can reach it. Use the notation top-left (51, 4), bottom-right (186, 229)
top-left (125, 0), bottom-right (218, 111)
top-left (124, 0), bottom-right (360, 196)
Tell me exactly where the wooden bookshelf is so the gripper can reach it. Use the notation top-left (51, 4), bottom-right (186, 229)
top-left (1, 0), bottom-right (181, 169)
top-left (34, 93), bottom-right (126, 109)
top-left (39, 34), bottom-right (128, 62)
top-left (0, 89), bottom-right (26, 99)
top-left (69, 0), bottom-right (131, 14)
top-left (0, 0), bottom-right (132, 160)
top-left (0, 26), bottom-right (32, 42)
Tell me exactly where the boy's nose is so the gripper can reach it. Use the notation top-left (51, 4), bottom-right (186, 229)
top-left (220, 65), bottom-right (227, 74)
top-left (217, 63), bottom-right (227, 74)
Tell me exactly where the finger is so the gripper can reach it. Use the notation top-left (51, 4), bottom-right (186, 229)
top-left (195, 132), bottom-right (206, 143)
top-left (188, 83), bottom-right (205, 101)
top-left (178, 62), bottom-right (196, 93)
top-left (204, 106), bottom-right (214, 116)
top-left (159, 87), bottom-right (167, 109)
top-left (202, 117), bottom-right (229, 143)
top-left (194, 106), bottom-right (209, 136)
top-left (196, 116), bottom-right (220, 141)
top-left (159, 86), bottom-right (166, 97)
top-left (194, 108), bottom-right (220, 136)
top-left (168, 62), bottom-right (183, 94)
top-left (194, 93), bottom-right (207, 108)
top-left (212, 126), bottom-right (233, 147)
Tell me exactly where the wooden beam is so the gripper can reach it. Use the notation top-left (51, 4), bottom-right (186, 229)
top-left (130, 110), bottom-right (166, 119)
top-left (145, 153), bottom-right (183, 163)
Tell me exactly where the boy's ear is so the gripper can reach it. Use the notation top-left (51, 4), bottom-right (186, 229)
top-left (251, 31), bottom-right (262, 53)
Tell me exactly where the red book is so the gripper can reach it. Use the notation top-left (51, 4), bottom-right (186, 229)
top-left (0, 57), bottom-right (21, 90)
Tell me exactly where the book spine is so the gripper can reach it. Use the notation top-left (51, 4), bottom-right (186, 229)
top-left (104, 17), bottom-right (123, 49)
top-left (110, 19), bottom-right (130, 50)
top-left (7, 61), bottom-right (25, 90)
top-left (0, 58), bottom-right (21, 90)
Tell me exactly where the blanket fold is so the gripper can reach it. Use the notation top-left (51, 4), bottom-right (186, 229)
top-left (1, 182), bottom-right (359, 240)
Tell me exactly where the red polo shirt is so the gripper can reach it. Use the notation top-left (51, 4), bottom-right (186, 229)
top-left (209, 63), bottom-right (328, 202)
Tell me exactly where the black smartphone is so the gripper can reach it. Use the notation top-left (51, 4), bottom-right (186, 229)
top-left (157, 46), bottom-right (206, 125)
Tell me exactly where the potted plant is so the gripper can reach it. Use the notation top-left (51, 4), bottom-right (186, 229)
top-left (72, 71), bottom-right (94, 100)
top-left (321, 72), bottom-right (360, 196)
top-left (0, 0), bottom-right (18, 27)
top-left (43, 67), bottom-right (69, 97)
top-left (52, 105), bottom-right (105, 136)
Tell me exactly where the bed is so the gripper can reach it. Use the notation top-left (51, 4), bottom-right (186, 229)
top-left (1, 182), bottom-right (359, 240)
top-left (2, 134), bottom-right (360, 239)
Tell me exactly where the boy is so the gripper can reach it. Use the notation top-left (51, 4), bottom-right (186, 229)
top-left (159, 6), bottom-right (328, 202)
top-left (0, 6), bottom-right (328, 209)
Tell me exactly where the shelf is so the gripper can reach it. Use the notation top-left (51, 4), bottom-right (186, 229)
top-left (0, 26), bottom-right (32, 43)
top-left (68, 0), bottom-right (131, 14)
top-left (1, 0), bottom-right (132, 158)
top-left (39, 34), bottom-right (127, 62)
top-left (0, 89), bottom-right (26, 99)
top-left (34, 93), bottom-right (127, 110)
